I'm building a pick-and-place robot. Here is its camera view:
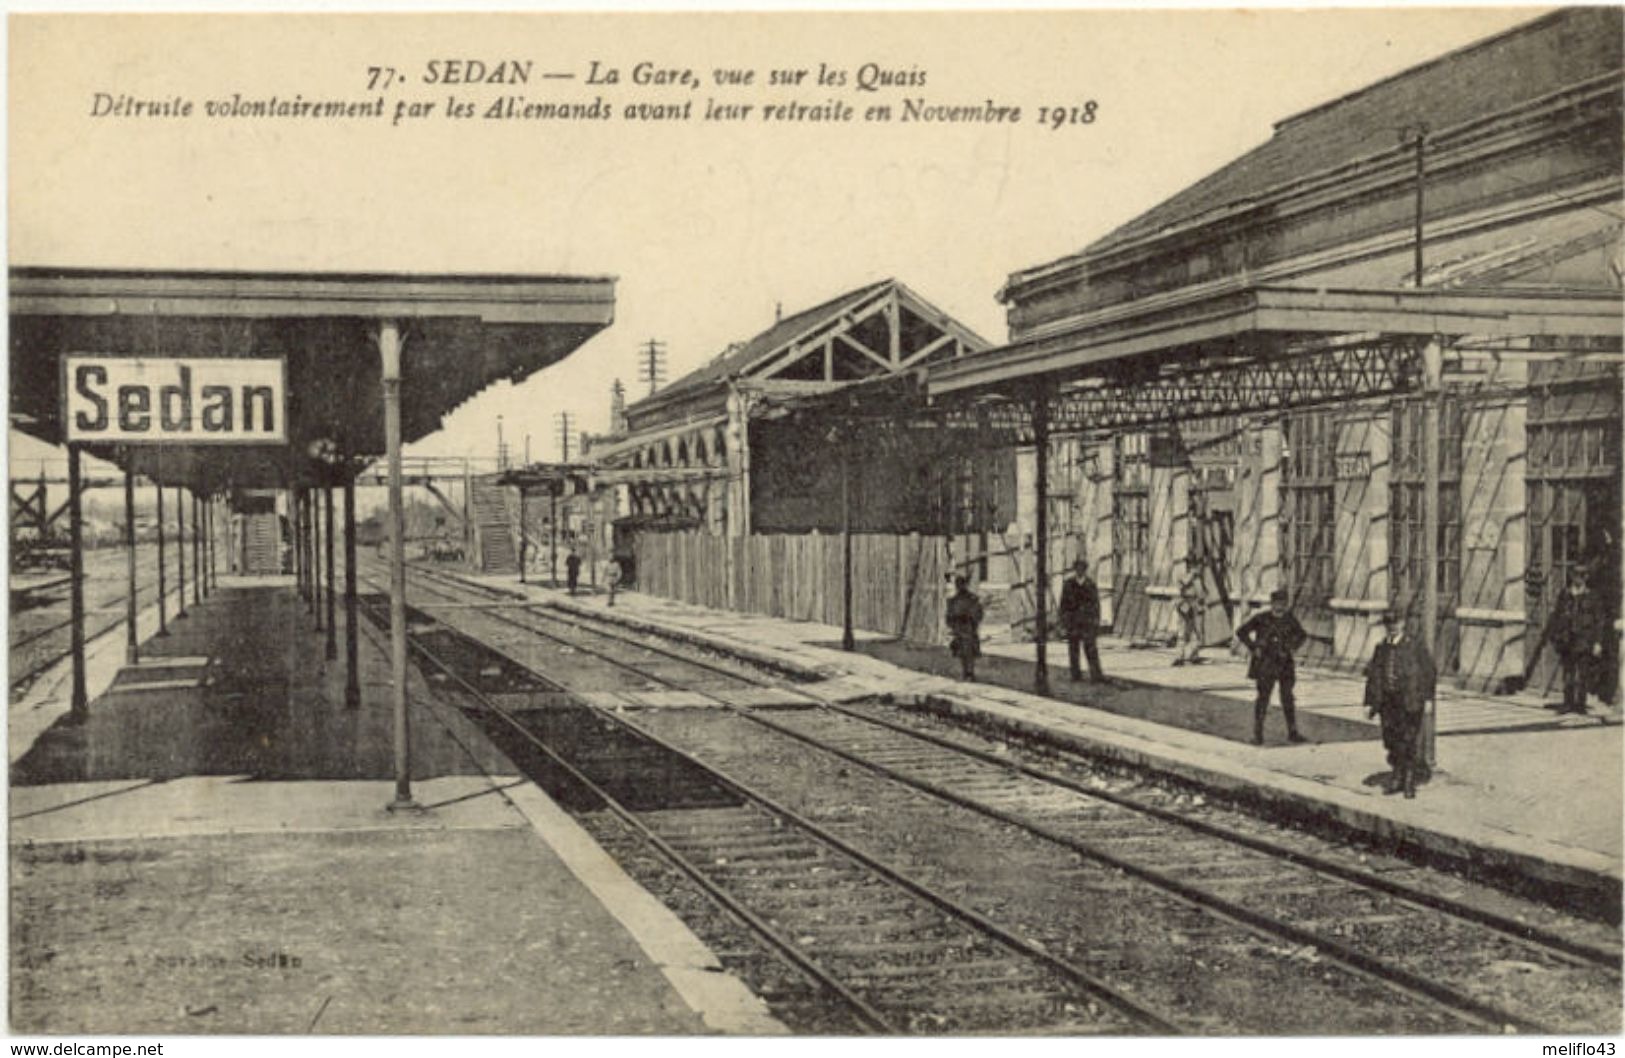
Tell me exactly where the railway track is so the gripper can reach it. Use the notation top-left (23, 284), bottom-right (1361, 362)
top-left (354, 580), bottom-right (1182, 1035)
top-left (370, 561), bottom-right (1623, 1033)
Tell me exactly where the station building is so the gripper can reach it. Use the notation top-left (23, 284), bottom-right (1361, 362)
top-left (986, 8), bottom-right (1623, 695)
top-left (590, 278), bottom-right (1004, 639)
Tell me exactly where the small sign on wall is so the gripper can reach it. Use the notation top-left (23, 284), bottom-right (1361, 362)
top-left (1335, 452), bottom-right (1371, 479)
top-left (63, 356), bottom-right (287, 444)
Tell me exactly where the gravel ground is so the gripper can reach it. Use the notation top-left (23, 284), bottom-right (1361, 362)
top-left (10, 828), bottom-right (709, 1036)
top-left (628, 705), bottom-right (1620, 1034)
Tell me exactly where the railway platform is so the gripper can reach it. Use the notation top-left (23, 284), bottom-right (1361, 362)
top-left (470, 573), bottom-right (1623, 910)
top-left (8, 580), bottom-right (782, 1035)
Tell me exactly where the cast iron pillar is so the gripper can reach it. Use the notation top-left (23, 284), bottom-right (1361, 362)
top-left (312, 488), bottom-right (324, 632)
top-left (1421, 340), bottom-right (1442, 768)
top-left (344, 474), bottom-right (361, 708)
top-left (1032, 380), bottom-right (1052, 697)
top-left (174, 486), bottom-right (187, 619)
top-left (842, 439), bottom-right (855, 651)
top-left (193, 493), bottom-right (203, 603)
top-left (380, 321), bottom-right (419, 811)
top-left (155, 479), bottom-right (168, 636)
top-left (124, 462), bottom-right (139, 665)
top-left (68, 445), bottom-right (88, 722)
top-left (325, 485), bottom-right (337, 660)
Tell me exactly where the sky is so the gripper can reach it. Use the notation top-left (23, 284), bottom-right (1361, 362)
top-left (8, 5), bottom-right (1552, 477)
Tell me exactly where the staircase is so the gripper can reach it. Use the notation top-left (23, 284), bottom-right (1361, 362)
top-left (243, 512), bottom-right (281, 575)
top-left (469, 477), bottom-right (518, 574)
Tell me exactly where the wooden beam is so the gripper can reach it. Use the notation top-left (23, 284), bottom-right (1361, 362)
top-left (838, 334), bottom-right (896, 373)
top-left (899, 332), bottom-right (958, 369)
top-left (755, 291), bottom-right (894, 380)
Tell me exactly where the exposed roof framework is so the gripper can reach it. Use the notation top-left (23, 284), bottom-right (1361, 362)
top-left (770, 284), bottom-right (1623, 443)
top-left (9, 268), bottom-right (616, 491)
top-left (620, 277), bottom-right (990, 436)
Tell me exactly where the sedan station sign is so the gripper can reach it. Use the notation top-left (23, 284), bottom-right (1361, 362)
top-left (64, 356), bottom-right (287, 444)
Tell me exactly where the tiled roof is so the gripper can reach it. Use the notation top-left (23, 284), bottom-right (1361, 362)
top-left (1065, 9), bottom-right (1623, 266)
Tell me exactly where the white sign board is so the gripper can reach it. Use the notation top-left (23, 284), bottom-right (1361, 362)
top-left (63, 356), bottom-right (287, 444)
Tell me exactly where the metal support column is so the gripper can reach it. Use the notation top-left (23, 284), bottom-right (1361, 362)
top-left (1032, 381), bottom-right (1052, 696)
top-left (175, 486), bottom-right (187, 619)
top-left (463, 459), bottom-right (473, 569)
top-left (1421, 340), bottom-right (1442, 768)
top-left (325, 486), bottom-right (337, 660)
top-left (192, 493), bottom-right (203, 603)
top-left (345, 474), bottom-right (360, 709)
top-left (293, 490), bottom-right (304, 598)
top-left (68, 445), bottom-right (88, 722)
top-left (842, 442), bottom-right (855, 651)
top-left (304, 490), bottom-right (315, 613)
top-left (155, 478), bottom-right (168, 636)
top-left (208, 496), bottom-right (217, 589)
top-left (124, 462), bottom-right (139, 665)
top-left (312, 488), bottom-right (324, 632)
top-left (380, 321), bottom-right (419, 811)
top-left (550, 487), bottom-right (558, 586)
top-left (518, 487), bottom-right (528, 584)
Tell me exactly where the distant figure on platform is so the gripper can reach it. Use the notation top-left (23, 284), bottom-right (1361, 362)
top-left (565, 548), bottom-right (582, 596)
top-left (1549, 566), bottom-right (1608, 715)
top-left (1364, 609), bottom-right (1436, 798)
top-left (1174, 557), bottom-right (1207, 667)
top-left (1059, 559), bottom-right (1104, 683)
top-left (1236, 588), bottom-right (1309, 746)
top-left (946, 575), bottom-right (984, 682)
top-left (605, 556), bottom-right (623, 607)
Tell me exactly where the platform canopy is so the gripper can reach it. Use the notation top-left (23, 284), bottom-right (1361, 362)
top-left (931, 284), bottom-right (1624, 396)
top-left (9, 267), bottom-right (616, 491)
top-left (908, 283), bottom-right (1625, 437)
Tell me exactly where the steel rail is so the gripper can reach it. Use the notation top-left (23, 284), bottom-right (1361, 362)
top-left (407, 560), bottom-right (1620, 971)
top-left (357, 573), bottom-right (1187, 1035)
top-left (817, 700), bottom-right (1624, 971)
top-left (10, 559), bottom-right (178, 691)
top-left (720, 705), bottom-right (1556, 1034)
top-left (389, 563), bottom-right (1616, 1033)
top-left (350, 588), bottom-right (896, 1034)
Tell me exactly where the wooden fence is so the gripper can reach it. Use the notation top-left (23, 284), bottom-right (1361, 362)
top-left (634, 531), bottom-right (949, 645)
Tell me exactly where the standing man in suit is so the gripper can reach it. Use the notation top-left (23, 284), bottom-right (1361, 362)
top-left (1364, 608), bottom-right (1436, 798)
top-left (1059, 559), bottom-right (1104, 683)
top-left (1549, 566), bottom-right (1608, 715)
top-left (1236, 587), bottom-right (1309, 745)
top-left (945, 575), bottom-right (985, 681)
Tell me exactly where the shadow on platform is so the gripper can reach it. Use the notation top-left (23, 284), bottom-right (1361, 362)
top-left (12, 585), bottom-right (495, 786)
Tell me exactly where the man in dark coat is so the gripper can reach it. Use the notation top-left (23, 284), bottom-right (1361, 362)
top-left (565, 548), bottom-right (582, 596)
top-left (1549, 566), bottom-right (1609, 715)
top-left (946, 575), bottom-right (984, 681)
top-left (1364, 609), bottom-right (1436, 798)
top-left (1236, 587), bottom-right (1309, 745)
top-left (1059, 559), bottom-right (1104, 682)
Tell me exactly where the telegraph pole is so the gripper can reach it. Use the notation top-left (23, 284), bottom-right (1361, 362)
top-left (555, 411), bottom-right (576, 463)
top-left (639, 340), bottom-right (668, 398)
top-left (1404, 122), bottom-right (1440, 774)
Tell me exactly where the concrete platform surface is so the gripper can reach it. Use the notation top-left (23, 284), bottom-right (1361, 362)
top-left (477, 573), bottom-right (1624, 903)
top-left (9, 583), bottom-right (782, 1036)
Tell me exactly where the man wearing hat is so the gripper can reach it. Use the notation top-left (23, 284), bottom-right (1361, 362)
top-left (945, 575), bottom-right (985, 682)
top-left (1548, 564), bottom-right (1609, 715)
top-left (1059, 558), bottom-right (1104, 682)
top-left (1235, 588), bottom-right (1309, 745)
top-left (1364, 609), bottom-right (1436, 797)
